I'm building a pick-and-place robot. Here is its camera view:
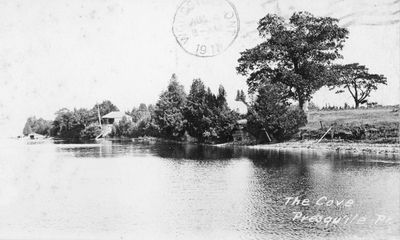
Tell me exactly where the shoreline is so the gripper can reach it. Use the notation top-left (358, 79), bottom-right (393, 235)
top-left (217, 140), bottom-right (400, 155)
top-left (13, 136), bottom-right (400, 155)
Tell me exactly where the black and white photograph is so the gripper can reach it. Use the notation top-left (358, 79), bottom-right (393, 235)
top-left (0, 0), bottom-right (399, 239)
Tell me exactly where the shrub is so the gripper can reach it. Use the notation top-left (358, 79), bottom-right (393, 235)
top-left (246, 83), bottom-right (308, 142)
top-left (274, 108), bottom-right (308, 140)
top-left (80, 123), bottom-right (102, 139)
top-left (111, 117), bottom-right (135, 137)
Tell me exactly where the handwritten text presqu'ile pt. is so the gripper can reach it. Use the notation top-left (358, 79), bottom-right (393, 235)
top-left (284, 196), bottom-right (393, 227)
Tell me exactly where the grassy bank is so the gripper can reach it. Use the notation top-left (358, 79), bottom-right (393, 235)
top-left (300, 107), bottom-right (399, 143)
top-left (217, 107), bottom-right (399, 155)
top-left (305, 107), bottom-right (399, 130)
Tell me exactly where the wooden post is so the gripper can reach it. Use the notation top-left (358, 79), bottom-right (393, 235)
top-left (97, 104), bottom-right (102, 125)
top-left (264, 129), bottom-right (272, 142)
top-left (317, 126), bottom-right (332, 143)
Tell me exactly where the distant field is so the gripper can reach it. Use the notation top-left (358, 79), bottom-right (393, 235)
top-left (305, 107), bottom-right (400, 130)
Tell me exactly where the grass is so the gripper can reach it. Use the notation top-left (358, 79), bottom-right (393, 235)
top-left (304, 107), bottom-right (399, 130)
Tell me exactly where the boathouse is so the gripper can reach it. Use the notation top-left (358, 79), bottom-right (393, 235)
top-left (101, 111), bottom-right (132, 125)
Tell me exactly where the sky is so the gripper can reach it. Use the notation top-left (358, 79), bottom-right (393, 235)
top-left (0, 0), bottom-right (399, 136)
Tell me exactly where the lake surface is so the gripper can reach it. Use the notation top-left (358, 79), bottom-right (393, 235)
top-left (0, 139), bottom-right (399, 240)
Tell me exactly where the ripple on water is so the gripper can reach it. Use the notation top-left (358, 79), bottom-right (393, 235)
top-left (0, 140), bottom-right (398, 239)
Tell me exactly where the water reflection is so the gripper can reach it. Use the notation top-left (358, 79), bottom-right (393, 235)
top-left (0, 139), bottom-right (398, 239)
top-left (55, 140), bottom-right (400, 165)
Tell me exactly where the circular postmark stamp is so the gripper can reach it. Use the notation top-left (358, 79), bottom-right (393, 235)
top-left (172, 0), bottom-right (240, 57)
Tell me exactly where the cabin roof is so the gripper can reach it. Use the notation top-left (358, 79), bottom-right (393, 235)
top-left (101, 111), bottom-right (131, 119)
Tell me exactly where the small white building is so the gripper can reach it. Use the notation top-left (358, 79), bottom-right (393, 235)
top-left (101, 111), bottom-right (132, 125)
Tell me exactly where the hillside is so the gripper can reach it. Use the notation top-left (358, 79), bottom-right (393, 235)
top-left (300, 107), bottom-right (399, 143)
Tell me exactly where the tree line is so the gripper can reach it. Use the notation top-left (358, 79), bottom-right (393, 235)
top-left (113, 74), bottom-right (239, 143)
top-left (22, 75), bottom-right (239, 143)
top-left (23, 100), bottom-right (120, 139)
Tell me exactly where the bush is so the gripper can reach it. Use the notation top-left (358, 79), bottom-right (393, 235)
top-left (274, 108), bottom-right (307, 140)
top-left (111, 117), bottom-right (136, 137)
top-left (80, 123), bottom-right (102, 139)
top-left (246, 83), bottom-right (308, 142)
top-left (22, 116), bottom-right (52, 136)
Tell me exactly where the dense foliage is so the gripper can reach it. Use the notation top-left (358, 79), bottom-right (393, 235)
top-left (105, 76), bottom-right (237, 143)
top-left (22, 117), bottom-right (52, 136)
top-left (80, 123), bottom-right (102, 139)
top-left (51, 108), bottom-right (92, 139)
top-left (23, 70), bottom-right (305, 143)
top-left (110, 106), bottom-right (160, 138)
top-left (154, 74), bottom-right (188, 140)
top-left (109, 76), bottom-right (239, 143)
top-left (43, 100), bottom-right (119, 139)
top-left (23, 74), bottom-right (239, 143)
top-left (184, 79), bottom-right (238, 143)
top-left (111, 116), bottom-right (135, 137)
top-left (246, 83), bottom-right (307, 141)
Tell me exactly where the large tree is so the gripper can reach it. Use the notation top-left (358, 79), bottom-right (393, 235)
top-left (237, 12), bottom-right (349, 110)
top-left (92, 100), bottom-right (119, 118)
top-left (184, 79), bottom-right (210, 141)
top-left (329, 63), bottom-right (387, 108)
top-left (154, 74), bottom-right (187, 140)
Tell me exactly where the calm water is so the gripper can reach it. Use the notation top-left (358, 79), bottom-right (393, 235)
top-left (0, 139), bottom-right (399, 240)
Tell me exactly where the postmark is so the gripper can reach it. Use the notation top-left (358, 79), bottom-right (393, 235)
top-left (172, 0), bottom-right (240, 57)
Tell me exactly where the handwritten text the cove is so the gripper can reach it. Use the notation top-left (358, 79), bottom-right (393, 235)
top-left (285, 196), bottom-right (354, 207)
